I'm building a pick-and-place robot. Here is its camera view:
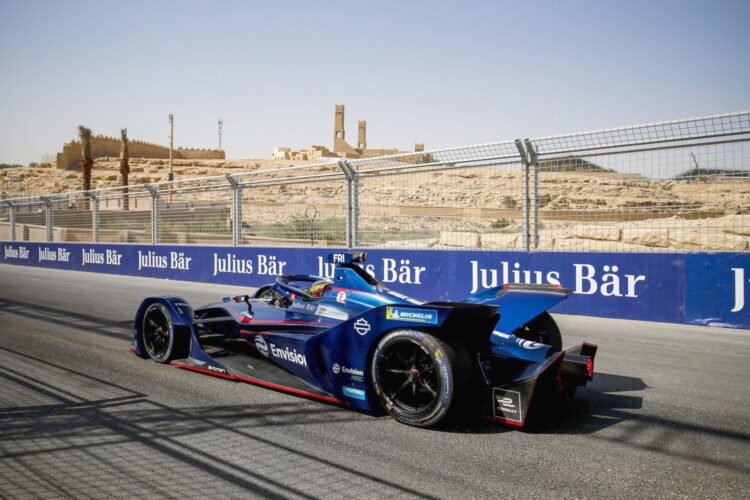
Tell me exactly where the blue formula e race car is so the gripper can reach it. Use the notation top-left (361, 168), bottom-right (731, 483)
top-left (132, 252), bottom-right (597, 428)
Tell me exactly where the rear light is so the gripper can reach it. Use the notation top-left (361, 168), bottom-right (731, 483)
top-left (586, 357), bottom-right (594, 379)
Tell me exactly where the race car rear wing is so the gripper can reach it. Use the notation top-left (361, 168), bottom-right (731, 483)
top-left (462, 284), bottom-right (572, 334)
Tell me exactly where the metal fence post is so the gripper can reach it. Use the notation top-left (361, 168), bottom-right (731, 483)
top-left (525, 139), bottom-right (540, 249)
top-left (145, 184), bottom-right (159, 244)
top-left (515, 140), bottom-right (530, 251)
top-left (40, 196), bottom-right (53, 242)
top-left (8, 202), bottom-right (16, 241)
top-left (346, 161), bottom-right (359, 248)
top-left (90, 191), bottom-right (100, 243)
top-left (226, 174), bottom-right (242, 247)
top-left (338, 162), bottom-right (352, 247)
top-left (338, 161), bottom-right (359, 248)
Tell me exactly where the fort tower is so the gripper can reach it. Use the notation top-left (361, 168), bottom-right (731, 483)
top-left (334, 104), bottom-right (345, 146)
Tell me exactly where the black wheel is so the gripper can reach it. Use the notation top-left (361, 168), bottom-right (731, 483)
top-left (371, 329), bottom-right (470, 428)
top-left (514, 312), bottom-right (562, 352)
top-left (141, 303), bottom-right (187, 363)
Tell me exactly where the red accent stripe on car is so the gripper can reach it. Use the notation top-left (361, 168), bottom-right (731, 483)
top-left (168, 361), bottom-right (342, 404)
top-left (242, 319), bottom-right (337, 327)
top-left (128, 345), bottom-right (136, 352)
top-left (234, 375), bottom-right (342, 404)
top-left (481, 415), bottom-right (525, 428)
top-left (169, 361), bottom-right (236, 380)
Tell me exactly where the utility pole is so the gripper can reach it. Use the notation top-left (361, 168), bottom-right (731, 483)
top-left (218, 118), bottom-right (224, 150)
top-left (168, 113), bottom-right (174, 204)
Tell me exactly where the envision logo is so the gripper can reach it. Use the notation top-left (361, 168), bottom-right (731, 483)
top-left (255, 335), bottom-right (269, 357)
top-left (516, 339), bottom-right (544, 350)
top-left (332, 363), bottom-right (341, 374)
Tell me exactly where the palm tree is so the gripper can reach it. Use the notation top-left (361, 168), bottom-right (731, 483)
top-left (79, 125), bottom-right (93, 208)
top-left (120, 128), bottom-right (130, 211)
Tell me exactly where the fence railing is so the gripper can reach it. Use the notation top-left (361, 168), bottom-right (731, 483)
top-left (1, 111), bottom-right (749, 252)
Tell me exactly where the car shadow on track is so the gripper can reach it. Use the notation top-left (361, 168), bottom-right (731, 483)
top-left (437, 371), bottom-right (647, 435)
top-left (0, 345), bottom-right (435, 499)
top-left (531, 372), bottom-right (647, 435)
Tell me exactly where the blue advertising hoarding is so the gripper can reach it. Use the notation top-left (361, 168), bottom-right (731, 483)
top-left (0, 241), bottom-right (747, 329)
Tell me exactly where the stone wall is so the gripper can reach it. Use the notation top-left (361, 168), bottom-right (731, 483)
top-left (56, 135), bottom-right (224, 170)
top-left (176, 148), bottom-right (225, 160)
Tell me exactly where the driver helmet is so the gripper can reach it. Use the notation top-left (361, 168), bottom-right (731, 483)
top-left (309, 279), bottom-right (332, 297)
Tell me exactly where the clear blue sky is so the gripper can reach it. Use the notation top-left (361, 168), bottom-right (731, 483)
top-left (1, 0), bottom-right (748, 164)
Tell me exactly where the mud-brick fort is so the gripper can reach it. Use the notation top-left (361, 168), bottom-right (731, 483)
top-left (56, 135), bottom-right (224, 170)
top-left (273, 104), bottom-right (424, 161)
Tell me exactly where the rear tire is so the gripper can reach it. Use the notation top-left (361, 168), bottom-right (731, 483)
top-left (371, 329), bottom-right (471, 428)
top-left (514, 312), bottom-right (562, 352)
top-left (141, 303), bottom-right (188, 363)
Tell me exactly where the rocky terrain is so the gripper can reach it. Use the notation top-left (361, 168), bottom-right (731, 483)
top-left (1, 159), bottom-right (748, 251)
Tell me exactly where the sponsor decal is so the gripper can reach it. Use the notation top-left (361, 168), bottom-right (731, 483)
top-left (336, 291), bottom-right (347, 303)
top-left (270, 343), bottom-right (308, 367)
top-left (290, 301), bottom-right (318, 314)
top-left (315, 304), bottom-right (348, 321)
top-left (353, 318), bottom-right (371, 336)
top-left (732, 267), bottom-right (748, 313)
top-left (381, 258), bottom-right (426, 285)
top-left (254, 335), bottom-right (269, 357)
top-left (137, 250), bottom-right (192, 271)
top-left (82, 248), bottom-right (122, 266)
top-left (207, 365), bottom-right (228, 375)
top-left (469, 260), bottom-right (646, 298)
top-left (174, 302), bottom-right (190, 316)
top-left (491, 330), bottom-right (511, 339)
top-left (316, 256), bottom-right (426, 285)
top-left (212, 253), bottom-right (287, 277)
top-left (3, 245), bottom-right (30, 260)
top-left (332, 363), bottom-right (364, 381)
top-left (213, 253), bottom-right (253, 276)
top-left (386, 290), bottom-right (423, 305)
top-left (516, 338), bottom-right (544, 350)
top-left (493, 388), bottom-right (522, 423)
top-left (342, 386), bottom-right (366, 401)
top-left (386, 307), bottom-right (438, 325)
top-left (38, 247), bottom-right (71, 263)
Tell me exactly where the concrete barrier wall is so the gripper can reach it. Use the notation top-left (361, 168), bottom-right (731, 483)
top-left (0, 241), bottom-right (748, 329)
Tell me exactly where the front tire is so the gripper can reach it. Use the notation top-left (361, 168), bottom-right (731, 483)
top-left (371, 329), bottom-right (470, 428)
top-left (141, 303), bottom-right (187, 363)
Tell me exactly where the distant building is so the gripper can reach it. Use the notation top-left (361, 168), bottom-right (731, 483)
top-left (56, 135), bottom-right (225, 170)
top-left (274, 104), bottom-right (425, 160)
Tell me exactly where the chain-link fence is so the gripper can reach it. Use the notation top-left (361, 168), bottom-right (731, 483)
top-left (528, 112), bottom-right (750, 252)
top-left (349, 142), bottom-right (524, 249)
top-left (1, 111), bottom-right (749, 252)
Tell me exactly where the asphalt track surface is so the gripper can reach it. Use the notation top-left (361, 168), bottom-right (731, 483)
top-left (0, 264), bottom-right (748, 499)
